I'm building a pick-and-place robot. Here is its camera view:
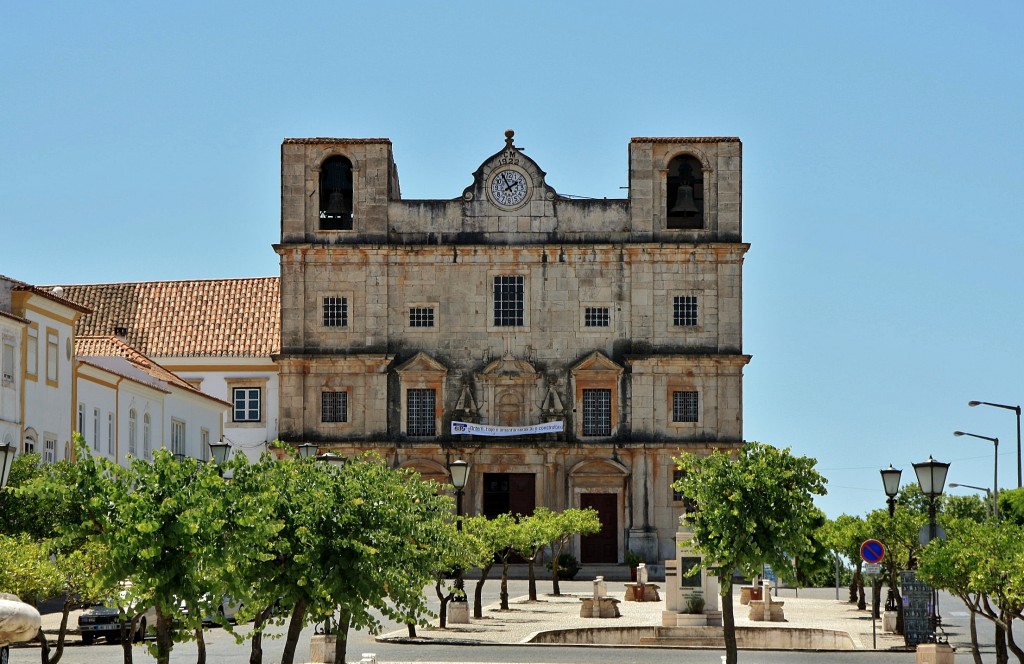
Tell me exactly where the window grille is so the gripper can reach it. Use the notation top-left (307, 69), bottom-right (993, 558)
top-left (493, 276), bottom-right (524, 326)
top-left (406, 389), bottom-right (436, 436)
top-left (672, 391), bottom-right (699, 423)
top-left (584, 307), bottom-right (610, 327)
top-left (582, 388), bottom-right (612, 436)
top-left (322, 391), bottom-right (349, 423)
top-left (673, 296), bottom-right (698, 327)
top-left (323, 297), bottom-right (349, 327)
top-left (409, 307), bottom-right (435, 328)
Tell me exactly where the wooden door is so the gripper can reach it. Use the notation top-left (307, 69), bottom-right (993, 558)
top-left (580, 493), bottom-right (618, 563)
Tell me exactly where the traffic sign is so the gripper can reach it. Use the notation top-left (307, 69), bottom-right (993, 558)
top-left (861, 539), bottom-right (885, 564)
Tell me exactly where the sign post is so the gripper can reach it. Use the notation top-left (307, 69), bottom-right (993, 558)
top-left (861, 540), bottom-right (886, 649)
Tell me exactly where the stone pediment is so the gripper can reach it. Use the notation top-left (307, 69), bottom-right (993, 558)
top-left (395, 351), bottom-right (447, 376)
top-left (461, 130), bottom-right (558, 211)
top-left (479, 355), bottom-right (539, 380)
top-left (568, 458), bottom-right (630, 478)
top-left (570, 351), bottom-right (624, 376)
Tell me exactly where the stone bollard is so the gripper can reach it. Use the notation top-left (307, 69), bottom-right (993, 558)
top-left (762, 580), bottom-right (772, 622)
top-left (593, 576), bottom-right (607, 599)
top-left (637, 562), bottom-right (649, 585)
top-left (916, 642), bottom-right (955, 664)
top-left (359, 654), bottom-right (377, 664)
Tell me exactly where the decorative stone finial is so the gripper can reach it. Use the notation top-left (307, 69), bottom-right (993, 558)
top-left (504, 129), bottom-right (515, 147)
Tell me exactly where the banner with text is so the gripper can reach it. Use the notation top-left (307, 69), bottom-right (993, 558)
top-left (451, 421), bottom-right (564, 437)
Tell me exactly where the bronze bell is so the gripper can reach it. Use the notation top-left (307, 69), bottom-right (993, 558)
top-left (325, 190), bottom-right (350, 215)
top-left (669, 184), bottom-right (699, 215)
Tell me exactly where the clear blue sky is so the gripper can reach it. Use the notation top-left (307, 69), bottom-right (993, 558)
top-left (3, 1), bottom-right (1022, 521)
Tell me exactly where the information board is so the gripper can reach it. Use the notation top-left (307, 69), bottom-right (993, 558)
top-left (900, 570), bottom-right (935, 646)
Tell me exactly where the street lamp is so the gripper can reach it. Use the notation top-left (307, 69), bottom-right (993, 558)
top-left (316, 452), bottom-right (346, 468)
top-left (968, 401), bottom-right (1021, 488)
top-left (449, 460), bottom-right (470, 605)
top-left (0, 441), bottom-right (16, 489)
top-left (296, 443), bottom-right (318, 459)
top-left (311, 450), bottom-right (347, 638)
top-left (948, 483), bottom-right (994, 518)
top-left (953, 431), bottom-right (999, 520)
top-left (879, 464), bottom-right (902, 612)
top-left (880, 464), bottom-right (902, 517)
top-left (913, 455), bottom-right (950, 640)
top-left (208, 440), bottom-right (232, 465)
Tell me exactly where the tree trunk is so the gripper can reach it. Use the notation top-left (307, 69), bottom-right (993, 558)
top-left (280, 599), bottom-right (307, 664)
top-left (195, 626), bottom-right (207, 664)
top-left (154, 607), bottom-right (175, 664)
top-left (118, 615), bottom-right (138, 664)
top-left (856, 567), bottom-right (866, 611)
top-left (720, 574), bottom-right (738, 664)
top-left (249, 603), bottom-right (275, 664)
top-left (996, 623), bottom-right (1009, 664)
top-left (551, 541), bottom-right (563, 596)
top-left (969, 606), bottom-right (983, 664)
top-left (435, 580), bottom-right (450, 628)
top-left (870, 577), bottom-right (881, 619)
top-left (474, 562), bottom-right (493, 618)
top-left (1002, 612), bottom-right (1023, 663)
top-left (406, 622), bottom-right (416, 638)
top-left (332, 610), bottom-right (350, 664)
top-left (499, 560), bottom-right (510, 610)
top-left (40, 601), bottom-right (73, 664)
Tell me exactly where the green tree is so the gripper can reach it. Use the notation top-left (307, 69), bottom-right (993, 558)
top-left (919, 519), bottom-right (1024, 664)
top-left (513, 509), bottom-right (560, 601)
top-left (674, 442), bottom-right (826, 664)
top-left (462, 514), bottom-right (515, 619)
top-left (548, 508), bottom-right (601, 596)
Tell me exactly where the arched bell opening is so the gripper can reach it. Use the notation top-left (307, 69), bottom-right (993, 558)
top-left (666, 155), bottom-right (704, 229)
top-left (319, 156), bottom-right (354, 230)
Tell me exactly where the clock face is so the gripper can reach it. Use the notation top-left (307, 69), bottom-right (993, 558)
top-left (489, 168), bottom-right (529, 208)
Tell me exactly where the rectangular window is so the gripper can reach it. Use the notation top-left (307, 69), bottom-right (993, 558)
top-left (493, 275), bottom-right (524, 327)
top-left (24, 436), bottom-right (35, 454)
top-left (26, 327), bottom-right (38, 378)
top-left (92, 408), bottom-right (100, 450)
top-left (107, 412), bottom-right (114, 454)
top-left (232, 387), bottom-right (262, 422)
top-left (46, 330), bottom-right (59, 383)
top-left (321, 391), bottom-right (349, 423)
top-left (143, 414), bottom-right (151, 459)
top-left (77, 403), bottom-right (85, 437)
top-left (128, 412), bottom-right (137, 457)
top-left (322, 297), bottom-right (348, 328)
top-left (2, 339), bottom-right (14, 383)
top-left (582, 388), bottom-right (612, 436)
top-left (201, 429), bottom-right (210, 462)
top-left (408, 307), bottom-right (435, 328)
top-left (672, 391), bottom-right (699, 423)
top-left (584, 307), bottom-right (610, 328)
top-left (672, 468), bottom-right (686, 502)
top-left (44, 437), bottom-right (56, 464)
top-left (171, 420), bottom-right (186, 457)
top-left (673, 295), bottom-right (698, 327)
top-left (406, 388), bottom-right (436, 436)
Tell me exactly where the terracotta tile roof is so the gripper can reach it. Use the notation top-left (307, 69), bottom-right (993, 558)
top-left (76, 335), bottom-right (231, 407)
top-left (53, 278), bottom-right (279, 357)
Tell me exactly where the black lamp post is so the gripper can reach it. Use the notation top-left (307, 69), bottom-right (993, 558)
top-left (953, 431), bottom-right (999, 520)
top-left (449, 459), bottom-right (470, 603)
top-left (969, 400), bottom-right (1021, 488)
top-left (296, 443), bottom-right (318, 459)
top-left (913, 454), bottom-right (950, 638)
top-left (316, 452), bottom-right (346, 468)
top-left (879, 464), bottom-right (902, 612)
top-left (880, 464), bottom-right (902, 517)
top-left (312, 450), bottom-right (347, 637)
top-left (208, 440), bottom-right (232, 465)
top-left (0, 441), bottom-right (16, 489)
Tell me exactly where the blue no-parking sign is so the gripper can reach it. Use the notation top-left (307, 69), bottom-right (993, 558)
top-left (861, 539), bottom-right (885, 564)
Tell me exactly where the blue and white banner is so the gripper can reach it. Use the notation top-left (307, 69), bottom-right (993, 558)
top-left (451, 420), bottom-right (564, 437)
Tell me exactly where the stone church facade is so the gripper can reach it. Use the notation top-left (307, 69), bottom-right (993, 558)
top-left (274, 131), bottom-right (749, 564)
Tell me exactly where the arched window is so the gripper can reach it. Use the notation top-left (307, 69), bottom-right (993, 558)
top-left (666, 155), bottom-right (704, 229)
top-left (319, 156), bottom-right (353, 230)
top-left (143, 413), bottom-right (151, 459)
top-left (128, 409), bottom-right (137, 457)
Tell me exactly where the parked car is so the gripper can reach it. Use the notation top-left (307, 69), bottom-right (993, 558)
top-left (78, 602), bottom-right (155, 645)
top-left (178, 595), bottom-right (245, 626)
